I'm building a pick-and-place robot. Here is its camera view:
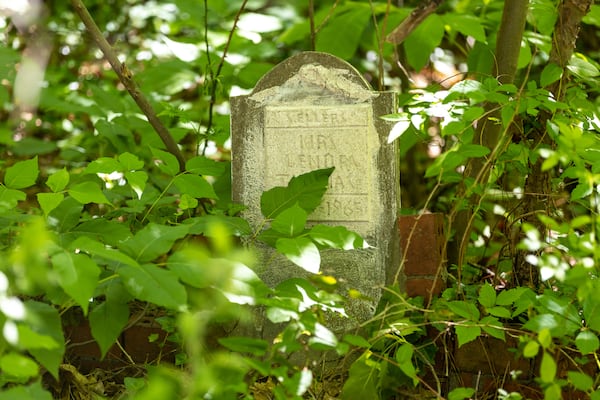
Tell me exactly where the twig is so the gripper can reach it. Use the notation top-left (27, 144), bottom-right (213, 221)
top-left (70, 0), bottom-right (186, 171)
top-left (385, 0), bottom-right (443, 44)
top-left (202, 0), bottom-right (248, 155)
top-left (309, 0), bottom-right (316, 50)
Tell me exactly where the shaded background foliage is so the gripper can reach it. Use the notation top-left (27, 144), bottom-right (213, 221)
top-left (1, 0), bottom-right (600, 399)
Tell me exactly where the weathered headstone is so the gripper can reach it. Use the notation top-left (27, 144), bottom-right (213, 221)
top-left (231, 52), bottom-right (400, 331)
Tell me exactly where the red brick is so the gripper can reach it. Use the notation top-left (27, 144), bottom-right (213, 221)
top-left (398, 213), bottom-right (445, 277)
top-left (405, 277), bottom-right (445, 301)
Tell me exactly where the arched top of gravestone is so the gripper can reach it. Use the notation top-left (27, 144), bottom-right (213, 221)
top-left (249, 51), bottom-right (377, 105)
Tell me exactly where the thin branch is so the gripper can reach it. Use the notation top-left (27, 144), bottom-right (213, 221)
top-left (309, 0), bottom-right (316, 51)
top-left (385, 0), bottom-right (443, 44)
top-left (202, 0), bottom-right (248, 155)
top-left (70, 0), bottom-right (186, 171)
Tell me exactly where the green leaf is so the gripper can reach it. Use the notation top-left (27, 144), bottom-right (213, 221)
top-left (121, 223), bottom-right (189, 263)
top-left (46, 168), bottom-right (69, 192)
top-left (84, 157), bottom-right (122, 174)
top-left (487, 306), bottom-right (512, 319)
top-left (309, 322), bottom-right (338, 349)
top-left (0, 352), bottom-right (39, 379)
top-left (4, 157), bottom-right (39, 189)
top-left (455, 325), bottom-right (481, 347)
top-left (575, 330), bottom-right (600, 354)
top-left (540, 63), bottom-right (563, 87)
top-left (24, 301), bottom-right (65, 379)
top-left (0, 186), bottom-right (25, 211)
top-left (480, 316), bottom-right (505, 341)
top-left (118, 152), bottom-right (144, 170)
top-left (68, 181), bottom-right (110, 204)
top-left (448, 387), bottom-right (476, 400)
top-left (125, 171), bottom-right (147, 199)
top-left (90, 298), bottom-right (129, 358)
top-left (276, 237), bottom-right (321, 274)
top-left (443, 14), bottom-right (486, 42)
top-left (315, 3), bottom-right (371, 59)
top-left (583, 296), bottom-right (600, 332)
top-left (341, 354), bottom-right (379, 400)
top-left (538, 328), bottom-right (552, 349)
top-left (184, 215), bottom-right (252, 237)
top-left (540, 351), bottom-right (556, 383)
top-left (523, 340), bottom-right (540, 358)
top-left (343, 334), bottom-right (371, 349)
top-left (71, 236), bottom-right (139, 267)
top-left (37, 192), bottom-right (64, 216)
top-left (151, 147), bottom-right (180, 176)
top-left (119, 264), bottom-right (187, 310)
top-left (496, 287), bottom-right (529, 306)
top-left (448, 301), bottom-right (480, 320)
top-left (568, 371), bottom-right (594, 391)
top-left (395, 343), bottom-right (418, 385)
top-left (478, 283), bottom-right (496, 308)
top-left (185, 156), bottom-right (226, 176)
top-left (51, 252), bottom-right (100, 315)
top-left (404, 14), bottom-right (445, 70)
top-left (173, 174), bottom-right (218, 199)
top-left (71, 219), bottom-right (132, 247)
top-left (271, 203), bottom-right (307, 237)
top-left (261, 167), bottom-right (334, 218)
top-left (218, 337), bottom-right (268, 356)
top-left (568, 56), bottom-right (600, 78)
top-left (460, 144), bottom-right (490, 158)
top-left (0, 381), bottom-right (52, 400)
top-left (308, 225), bottom-right (364, 250)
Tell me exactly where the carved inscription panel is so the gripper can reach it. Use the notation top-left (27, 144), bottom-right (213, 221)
top-left (264, 105), bottom-right (372, 222)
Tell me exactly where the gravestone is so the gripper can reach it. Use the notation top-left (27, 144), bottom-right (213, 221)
top-left (231, 52), bottom-right (400, 331)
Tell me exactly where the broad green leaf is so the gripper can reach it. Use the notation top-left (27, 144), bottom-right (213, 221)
top-left (455, 325), bottom-right (481, 347)
top-left (261, 167), bottom-right (334, 218)
top-left (523, 340), bottom-right (540, 358)
top-left (84, 157), bottom-right (122, 174)
top-left (0, 352), bottom-right (39, 379)
top-left (68, 181), bottom-right (110, 204)
top-left (71, 236), bottom-right (139, 267)
top-left (448, 387), bottom-right (476, 400)
top-left (341, 354), bottom-right (379, 399)
top-left (173, 174), bottom-right (218, 199)
top-left (460, 144), bottom-right (490, 158)
top-left (343, 334), bottom-right (371, 349)
top-left (89, 298), bottom-right (129, 358)
top-left (387, 119), bottom-right (411, 143)
top-left (568, 56), bottom-right (600, 78)
top-left (443, 14), bottom-right (486, 42)
top-left (540, 63), bottom-right (563, 87)
top-left (51, 252), bottom-right (100, 315)
top-left (478, 283), bottom-right (496, 308)
top-left (184, 215), bottom-right (252, 237)
top-left (119, 264), bottom-right (187, 310)
top-left (218, 337), bottom-right (268, 356)
top-left (37, 192), bottom-right (64, 216)
top-left (496, 287), bottom-right (529, 306)
top-left (271, 203), bottom-right (307, 237)
top-left (395, 343), bottom-right (418, 385)
top-left (315, 3), bottom-right (371, 59)
top-left (46, 168), bottom-right (69, 192)
top-left (538, 328), bottom-right (552, 349)
top-left (121, 223), bottom-right (189, 263)
top-left (487, 306), bottom-right (512, 319)
top-left (24, 301), bottom-right (65, 379)
top-left (308, 322), bottom-right (338, 349)
top-left (308, 225), bottom-right (364, 250)
top-left (0, 186), bottom-right (25, 211)
top-left (71, 219), bottom-right (132, 247)
top-left (529, 0), bottom-right (558, 35)
top-left (448, 301), bottom-right (480, 320)
top-left (118, 152), bottom-right (144, 170)
top-left (4, 157), bottom-right (38, 189)
top-left (540, 351), bottom-right (556, 383)
top-left (568, 371), bottom-right (594, 391)
top-left (125, 171), bottom-right (147, 199)
top-left (185, 156), bottom-right (226, 176)
top-left (480, 316), bottom-right (505, 341)
top-left (404, 14), bottom-right (445, 70)
top-left (151, 147), bottom-right (180, 176)
top-left (276, 237), bottom-right (321, 273)
top-left (575, 330), bottom-right (600, 354)
top-left (0, 381), bottom-right (52, 400)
